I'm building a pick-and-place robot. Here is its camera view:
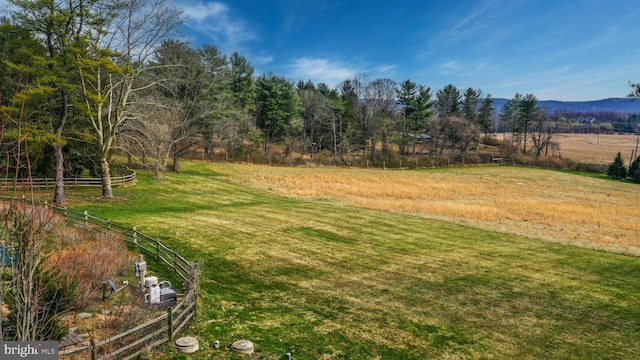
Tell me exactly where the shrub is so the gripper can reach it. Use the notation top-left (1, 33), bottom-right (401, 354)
top-left (45, 229), bottom-right (136, 309)
top-left (634, 166), bottom-right (640, 183)
top-left (606, 152), bottom-right (628, 179)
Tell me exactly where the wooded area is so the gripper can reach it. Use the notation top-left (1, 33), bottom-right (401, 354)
top-left (2, 0), bottom-right (640, 206)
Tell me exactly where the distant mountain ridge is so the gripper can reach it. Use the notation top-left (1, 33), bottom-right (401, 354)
top-left (492, 97), bottom-right (640, 113)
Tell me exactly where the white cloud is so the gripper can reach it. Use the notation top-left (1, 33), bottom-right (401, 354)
top-left (439, 61), bottom-right (464, 76)
top-left (438, 61), bottom-right (487, 77)
top-left (179, 2), bottom-right (227, 23)
top-left (252, 55), bottom-right (273, 65)
top-left (288, 58), bottom-right (360, 87)
top-left (372, 64), bottom-right (397, 76)
top-left (174, 1), bottom-right (256, 53)
top-left (286, 58), bottom-right (398, 87)
top-left (447, 0), bottom-right (497, 41)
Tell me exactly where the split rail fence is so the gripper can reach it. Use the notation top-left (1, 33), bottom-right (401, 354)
top-left (0, 171), bottom-right (136, 189)
top-left (37, 204), bottom-right (201, 360)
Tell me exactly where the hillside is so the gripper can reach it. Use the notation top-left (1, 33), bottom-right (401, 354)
top-left (493, 97), bottom-right (640, 113)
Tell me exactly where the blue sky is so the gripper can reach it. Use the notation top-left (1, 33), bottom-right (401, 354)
top-left (175, 0), bottom-right (640, 101)
top-left (2, 0), bottom-right (637, 101)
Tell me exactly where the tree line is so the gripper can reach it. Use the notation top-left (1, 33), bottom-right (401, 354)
top-left (3, 0), bottom-right (627, 205)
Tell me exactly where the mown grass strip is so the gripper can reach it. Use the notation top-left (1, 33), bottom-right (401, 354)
top-left (66, 162), bottom-right (640, 359)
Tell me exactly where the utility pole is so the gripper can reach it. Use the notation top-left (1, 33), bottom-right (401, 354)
top-left (634, 124), bottom-right (640, 162)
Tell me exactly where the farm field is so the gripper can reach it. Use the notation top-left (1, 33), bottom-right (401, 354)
top-left (67, 162), bottom-right (640, 359)
top-left (229, 163), bottom-right (640, 256)
top-left (533, 133), bottom-right (638, 164)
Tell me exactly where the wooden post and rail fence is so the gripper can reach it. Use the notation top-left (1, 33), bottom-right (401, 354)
top-left (0, 195), bottom-right (200, 360)
top-left (48, 204), bottom-right (201, 360)
top-left (0, 171), bottom-right (137, 189)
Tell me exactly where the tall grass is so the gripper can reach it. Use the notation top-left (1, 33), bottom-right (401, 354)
top-left (65, 162), bottom-right (640, 359)
top-left (228, 164), bottom-right (640, 256)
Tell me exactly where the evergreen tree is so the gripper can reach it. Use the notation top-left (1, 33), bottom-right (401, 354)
top-left (396, 79), bottom-right (418, 155)
top-left (4, 0), bottom-right (93, 204)
top-left (629, 156), bottom-right (640, 182)
top-left (477, 94), bottom-right (494, 135)
top-left (255, 72), bottom-right (301, 152)
top-left (229, 52), bottom-right (256, 113)
top-left (517, 94), bottom-right (538, 155)
top-left (462, 87), bottom-right (481, 123)
top-left (606, 152), bottom-right (628, 179)
top-left (436, 84), bottom-right (461, 117)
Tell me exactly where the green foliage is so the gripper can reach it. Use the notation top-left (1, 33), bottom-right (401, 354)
top-left (630, 156), bottom-right (640, 183)
top-left (629, 156), bottom-right (640, 180)
top-left (462, 87), bottom-right (480, 123)
top-left (255, 72), bottom-right (301, 149)
top-left (436, 84), bottom-right (462, 117)
top-left (229, 52), bottom-right (256, 113)
top-left (628, 81), bottom-right (640, 98)
top-left (477, 94), bottom-right (494, 133)
top-left (396, 79), bottom-right (434, 155)
top-left (606, 152), bottom-right (628, 179)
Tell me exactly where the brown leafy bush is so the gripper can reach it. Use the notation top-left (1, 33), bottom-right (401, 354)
top-left (51, 225), bottom-right (87, 246)
top-left (45, 229), bottom-right (136, 309)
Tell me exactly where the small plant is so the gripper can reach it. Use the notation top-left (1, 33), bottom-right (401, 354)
top-left (606, 152), bottom-right (627, 179)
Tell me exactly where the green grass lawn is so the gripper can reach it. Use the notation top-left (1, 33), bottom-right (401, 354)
top-left (68, 162), bottom-right (640, 359)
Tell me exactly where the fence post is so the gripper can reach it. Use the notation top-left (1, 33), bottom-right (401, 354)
top-left (167, 307), bottom-right (174, 342)
top-left (192, 265), bottom-right (199, 319)
top-left (64, 207), bottom-right (68, 220)
top-left (84, 211), bottom-right (88, 225)
top-left (90, 338), bottom-right (96, 360)
top-left (133, 226), bottom-right (138, 248)
top-left (173, 253), bottom-right (178, 275)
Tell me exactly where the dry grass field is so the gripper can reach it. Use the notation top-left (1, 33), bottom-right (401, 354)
top-left (542, 133), bottom-right (638, 164)
top-left (226, 164), bottom-right (640, 256)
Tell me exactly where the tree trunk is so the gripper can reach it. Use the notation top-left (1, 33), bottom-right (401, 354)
top-left (100, 158), bottom-right (114, 198)
top-left (173, 152), bottom-right (180, 173)
top-left (52, 144), bottom-right (65, 204)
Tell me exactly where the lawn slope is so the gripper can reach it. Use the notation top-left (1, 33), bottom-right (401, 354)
top-left (72, 162), bottom-right (640, 359)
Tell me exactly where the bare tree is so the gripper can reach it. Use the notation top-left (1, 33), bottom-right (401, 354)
top-left (77, 0), bottom-right (183, 197)
top-left (297, 82), bottom-right (336, 158)
top-left (122, 41), bottom-right (228, 176)
top-left (364, 78), bottom-right (398, 162)
top-left (530, 109), bottom-right (560, 157)
top-left (1, 83), bottom-right (64, 341)
top-left (3, 203), bottom-right (63, 341)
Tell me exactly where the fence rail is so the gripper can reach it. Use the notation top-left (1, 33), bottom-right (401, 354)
top-left (27, 203), bottom-right (201, 359)
top-left (0, 171), bottom-right (136, 189)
